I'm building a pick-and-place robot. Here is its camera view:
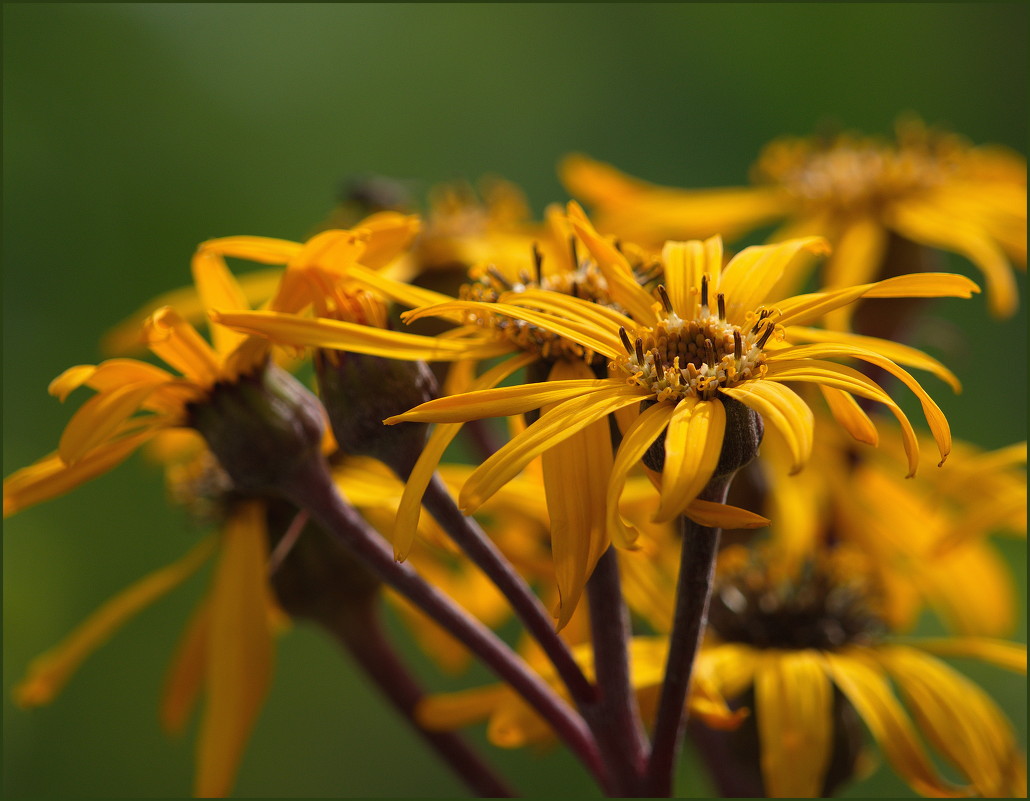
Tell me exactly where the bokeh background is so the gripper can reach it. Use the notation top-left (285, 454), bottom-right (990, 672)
top-left (4, 3), bottom-right (1026, 797)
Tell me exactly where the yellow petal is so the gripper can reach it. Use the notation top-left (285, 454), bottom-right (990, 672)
top-left (888, 201), bottom-right (1018, 317)
top-left (13, 538), bottom-right (214, 708)
top-left (719, 237), bottom-right (830, 325)
top-left (196, 235), bottom-right (303, 264)
top-left (194, 501), bottom-right (275, 799)
top-left (344, 262), bottom-right (456, 311)
top-left (566, 201), bottom-right (657, 322)
top-left (4, 428), bottom-right (157, 517)
top-left (49, 360), bottom-right (176, 402)
top-left (191, 249), bottom-right (251, 357)
top-left (787, 326), bottom-right (961, 393)
top-left (145, 307), bottom-right (222, 386)
top-left (821, 217), bottom-right (887, 328)
top-left (823, 650), bottom-right (964, 797)
top-left (903, 638), bottom-right (1027, 674)
top-left (876, 645), bottom-right (1025, 797)
top-left (720, 381), bottom-right (813, 474)
top-left (654, 398), bottom-right (726, 523)
top-left (755, 650), bottom-right (833, 797)
top-left (661, 240), bottom-right (706, 321)
top-left (543, 362), bottom-right (614, 630)
top-left (607, 401), bottom-right (676, 548)
top-left (683, 499), bottom-right (770, 529)
top-left (211, 310), bottom-right (512, 362)
top-left (57, 383), bottom-right (160, 465)
top-left (459, 386), bottom-right (649, 513)
top-left (403, 299), bottom-right (624, 360)
top-left (769, 343), bottom-right (951, 466)
top-left (354, 211), bottom-right (421, 270)
top-left (501, 287), bottom-right (636, 337)
top-left (161, 598), bottom-right (211, 735)
top-left (391, 352), bottom-right (537, 561)
top-left (818, 386), bottom-right (879, 446)
top-left (387, 378), bottom-right (616, 425)
top-left (415, 685), bottom-right (512, 731)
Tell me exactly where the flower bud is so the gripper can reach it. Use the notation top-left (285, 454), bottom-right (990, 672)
top-left (643, 395), bottom-right (764, 481)
top-left (189, 363), bottom-right (326, 493)
top-left (315, 350), bottom-right (438, 478)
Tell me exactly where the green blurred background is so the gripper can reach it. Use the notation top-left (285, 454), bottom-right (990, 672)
top-left (3, 3), bottom-right (1026, 797)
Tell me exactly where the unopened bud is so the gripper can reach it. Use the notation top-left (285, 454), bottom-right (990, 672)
top-left (643, 395), bottom-right (764, 481)
top-left (315, 350), bottom-right (438, 478)
top-left (189, 363), bottom-right (326, 493)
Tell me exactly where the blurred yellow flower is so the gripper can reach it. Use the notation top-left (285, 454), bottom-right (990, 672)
top-left (563, 117), bottom-right (1026, 319)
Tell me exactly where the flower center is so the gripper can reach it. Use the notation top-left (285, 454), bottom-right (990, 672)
top-left (459, 242), bottom-right (657, 364)
top-left (707, 547), bottom-right (885, 651)
top-left (614, 281), bottom-right (775, 401)
top-left (755, 131), bottom-right (961, 214)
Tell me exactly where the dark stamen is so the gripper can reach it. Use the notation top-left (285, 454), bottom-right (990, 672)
top-left (751, 309), bottom-right (771, 334)
top-left (733, 330), bottom-right (743, 360)
top-left (619, 326), bottom-right (634, 353)
top-left (717, 292), bottom-right (726, 320)
top-left (704, 338), bottom-right (717, 367)
top-left (518, 270), bottom-right (532, 285)
top-left (569, 235), bottom-right (579, 268)
top-left (532, 242), bottom-right (543, 285)
top-left (570, 280), bottom-right (580, 299)
top-left (487, 266), bottom-right (511, 290)
top-left (613, 238), bottom-right (624, 255)
top-left (756, 321), bottom-right (775, 348)
top-left (700, 275), bottom-right (710, 309)
top-left (657, 284), bottom-right (673, 313)
top-left (634, 337), bottom-right (645, 363)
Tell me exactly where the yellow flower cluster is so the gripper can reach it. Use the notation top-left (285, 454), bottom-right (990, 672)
top-left (4, 119), bottom-right (1026, 798)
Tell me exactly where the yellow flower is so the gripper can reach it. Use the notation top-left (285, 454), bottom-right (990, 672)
top-left (761, 420), bottom-right (1026, 637)
top-left (13, 492), bottom-right (279, 798)
top-left (703, 547), bottom-right (1027, 798)
top-left (563, 117), bottom-right (1026, 318)
top-left (208, 204), bottom-right (670, 627)
top-left (387, 206), bottom-right (977, 617)
top-left (415, 636), bottom-right (746, 750)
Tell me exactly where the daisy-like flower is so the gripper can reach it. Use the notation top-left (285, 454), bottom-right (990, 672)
top-left (388, 206), bottom-right (978, 565)
top-left (209, 205), bottom-right (673, 627)
top-left (759, 420), bottom-right (1027, 637)
top-left (562, 117), bottom-right (1026, 318)
top-left (701, 546), bottom-right (1027, 798)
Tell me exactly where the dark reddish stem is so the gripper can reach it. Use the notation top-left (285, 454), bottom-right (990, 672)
top-left (585, 546), bottom-right (649, 796)
top-left (328, 593), bottom-right (516, 797)
top-left (644, 478), bottom-right (729, 797)
top-left (284, 456), bottom-right (612, 793)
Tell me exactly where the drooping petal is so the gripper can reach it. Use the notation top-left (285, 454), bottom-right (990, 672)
top-left (57, 383), bottom-right (160, 465)
top-left (823, 216), bottom-right (887, 291)
top-left (875, 645), bottom-right (1026, 797)
top-left (682, 499), bottom-right (770, 530)
top-left (13, 539), bottom-right (214, 709)
top-left (607, 401), bottom-right (676, 548)
top-left (543, 361), bottom-right (615, 630)
top-left (768, 343), bottom-right (951, 465)
top-left (720, 381), bottom-right (813, 474)
top-left (416, 685), bottom-right (513, 731)
top-left (3, 428), bottom-right (158, 517)
top-left (194, 501), bottom-right (275, 799)
top-left (754, 650), bottom-right (833, 797)
top-left (501, 288), bottom-right (636, 337)
top-left (819, 386), bottom-right (879, 446)
top-left (903, 639), bottom-right (1027, 674)
top-left (161, 598), bottom-right (211, 735)
top-left (391, 352), bottom-right (537, 561)
top-left (344, 262), bottom-right (457, 311)
top-left (353, 211), bottom-right (421, 270)
top-left (459, 385), bottom-right (650, 513)
top-left (196, 235), bottom-right (303, 265)
top-left (211, 309), bottom-right (512, 362)
top-left (654, 398), bottom-right (726, 523)
top-left (787, 326), bottom-right (961, 393)
top-left (822, 650), bottom-right (965, 797)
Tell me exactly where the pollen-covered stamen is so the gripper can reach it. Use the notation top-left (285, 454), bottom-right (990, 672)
top-left (615, 296), bottom-right (779, 401)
